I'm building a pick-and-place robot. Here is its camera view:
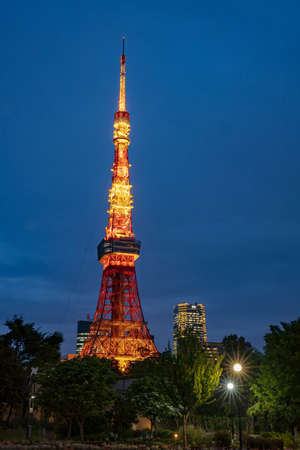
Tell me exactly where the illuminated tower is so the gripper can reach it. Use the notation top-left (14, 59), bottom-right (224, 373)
top-left (81, 39), bottom-right (159, 371)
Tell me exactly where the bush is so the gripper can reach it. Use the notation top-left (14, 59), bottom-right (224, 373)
top-left (154, 429), bottom-right (175, 440)
top-left (213, 430), bottom-right (232, 448)
top-left (247, 435), bottom-right (284, 449)
top-left (200, 434), bottom-right (214, 447)
top-left (280, 431), bottom-right (297, 449)
top-left (261, 431), bottom-right (297, 449)
top-left (83, 413), bottom-right (110, 436)
top-left (248, 436), bottom-right (262, 449)
top-left (182, 425), bottom-right (205, 446)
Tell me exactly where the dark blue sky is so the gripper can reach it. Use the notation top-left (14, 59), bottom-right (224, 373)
top-left (1, 1), bottom-right (300, 355)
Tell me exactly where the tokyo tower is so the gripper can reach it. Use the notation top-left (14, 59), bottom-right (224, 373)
top-left (81, 38), bottom-right (159, 372)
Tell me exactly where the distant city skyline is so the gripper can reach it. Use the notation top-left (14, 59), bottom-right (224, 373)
top-left (1, 1), bottom-right (300, 354)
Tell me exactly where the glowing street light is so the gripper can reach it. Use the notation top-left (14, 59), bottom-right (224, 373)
top-left (226, 381), bottom-right (235, 444)
top-left (233, 362), bottom-right (242, 373)
top-left (232, 362), bottom-right (243, 450)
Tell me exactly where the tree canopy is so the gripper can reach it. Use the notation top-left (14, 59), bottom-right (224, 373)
top-left (250, 318), bottom-right (300, 434)
top-left (160, 330), bottom-right (223, 446)
top-left (36, 356), bottom-right (117, 440)
top-left (1, 316), bottom-right (63, 368)
top-left (0, 316), bottom-right (63, 422)
top-left (0, 342), bottom-right (26, 421)
top-left (127, 375), bottom-right (180, 436)
top-left (222, 334), bottom-right (261, 375)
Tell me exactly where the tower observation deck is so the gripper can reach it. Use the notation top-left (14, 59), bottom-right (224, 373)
top-left (80, 38), bottom-right (159, 372)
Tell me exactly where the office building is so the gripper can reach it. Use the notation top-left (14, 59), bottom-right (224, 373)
top-left (173, 302), bottom-right (207, 352)
top-left (76, 320), bottom-right (92, 354)
top-left (204, 341), bottom-right (223, 359)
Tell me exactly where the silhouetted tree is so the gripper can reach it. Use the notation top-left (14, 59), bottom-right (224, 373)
top-left (1, 316), bottom-right (62, 368)
top-left (0, 316), bottom-right (63, 423)
top-left (250, 318), bottom-right (300, 435)
top-left (0, 343), bottom-right (26, 423)
top-left (37, 356), bottom-right (116, 441)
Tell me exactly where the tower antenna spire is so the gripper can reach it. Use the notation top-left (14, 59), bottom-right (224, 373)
top-left (122, 35), bottom-right (125, 56)
top-left (119, 36), bottom-right (126, 111)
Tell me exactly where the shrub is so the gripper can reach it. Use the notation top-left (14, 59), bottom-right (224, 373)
top-left (83, 413), bottom-right (110, 436)
top-left (201, 434), bottom-right (214, 448)
top-left (213, 430), bottom-right (232, 448)
top-left (280, 431), bottom-right (297, 449)
top-left (262, 431), bottom-right (297, 449)
top-left (247, 435), bottom-right (284, 449)
top-left (154, 429), bottom-right (175, 440)
top-left (184, 425), bottom-right (205, 446)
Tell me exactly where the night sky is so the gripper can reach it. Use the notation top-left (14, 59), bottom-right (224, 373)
top-left (1, 1), bottom-right (300, 355)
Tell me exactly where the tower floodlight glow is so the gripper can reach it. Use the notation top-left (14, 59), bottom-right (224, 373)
top-left (80, 39), bottom-right (159, 372)
top-left (227, 382), bottom-right (234, 391)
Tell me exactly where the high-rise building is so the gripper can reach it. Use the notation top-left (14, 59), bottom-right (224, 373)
top-left (204, 341), bottom-right (223, 359)
top-left (76, 320), bottom-right (92, 354)
top-left (173, 302), bottom-right (207, 352)
top-left (80, 39), bottom-right (159, 372)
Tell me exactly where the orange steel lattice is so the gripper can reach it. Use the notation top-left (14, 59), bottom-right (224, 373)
top-left (81, 38), bottom-right (159, 372)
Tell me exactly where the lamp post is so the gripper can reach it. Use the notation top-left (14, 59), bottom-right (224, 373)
top-left (233, 363), bottom-right (243, 450)
top-left (233, 363), bottom-right (242, 373)
top-left (227, 382), bottom-right (234, 391)
top-left (226, 382), bottom-right (235, 443)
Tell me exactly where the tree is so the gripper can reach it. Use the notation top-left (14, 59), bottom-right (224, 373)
top-left (127, 375), bottom-right (180, 437)
top-left (109, 392), bottom-right (138, 439)
top-left (222, 334), bottom-right (261, 422)
top-left (161, 330), bottom-right (223, 447)
top-left (222, 334), bottom-right (261, 375)
top-left (250, 318), bottom-right (300, 435)
top-left (36, 356), bottom-right (117, 440)
top-left (0, 342), bottom-right (26, 423)
top-left (1, 316), bottom-right (62, 368)
top-left (0, 316), bottom-right (63, 423)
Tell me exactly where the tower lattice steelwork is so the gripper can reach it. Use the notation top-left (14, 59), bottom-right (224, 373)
top-left (81, 39), bottom-right (159, 371)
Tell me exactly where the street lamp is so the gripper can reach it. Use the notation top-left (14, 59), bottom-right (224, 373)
top-left (226, 382), bottom-right (235, 442)
top-left (233, 362), bottom-right (242, 373)
top-left (233, 363), bottom-right (243, 450)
